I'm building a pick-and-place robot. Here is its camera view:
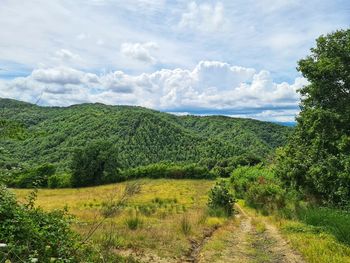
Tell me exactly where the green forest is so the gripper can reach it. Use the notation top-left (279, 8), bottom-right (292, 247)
top-left (0, 99), bottom-right (290, 187)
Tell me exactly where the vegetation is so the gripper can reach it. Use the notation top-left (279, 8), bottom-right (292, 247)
top-left (208, 180), bottom-right (235, 216)
top-left (0, 98), bottom-right (291, 187)
top-left (13, 179), bottom-right (227, 260)
top-left (276, 29), bottom-right (350, 206)
top-left (0, 185), bottom-right (80, 262)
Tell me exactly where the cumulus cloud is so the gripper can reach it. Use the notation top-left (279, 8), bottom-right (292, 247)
top-left (179, 2), bottom-right (225, 32)
top-left (0, 61), bottom-right (306, 121)
top-left (120, 42), bottom-right (159, 64)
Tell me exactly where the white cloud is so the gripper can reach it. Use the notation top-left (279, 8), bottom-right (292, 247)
top-left (55, 49), bottom-right (80, 61)
top-left (0, 61), bottom-right (305, 121)
top-left (120, 42), bottom-right (159, 64)
top-left (179, 2), bottom-right (225, 32)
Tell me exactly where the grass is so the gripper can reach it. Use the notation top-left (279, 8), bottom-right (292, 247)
top-left (125, 215), bottom-right (143, 230)
top-left (12, 179), bottom-right (219, 259)
top-left (180, 215), bottom-right (192, 235)
top-left (238, 200), bottom-right (350, 263)
top-left (297, 207), bottom-right (350, 245)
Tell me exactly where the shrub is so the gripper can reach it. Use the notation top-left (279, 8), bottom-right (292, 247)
top-left (48, 173), bottom-right (72, 188)
top-left (208, 180), bottom-right (235, 217)
top-left (10, 163), bottom-right (56, 188)
top-left (245, 180), bottom-right (286, 215)
top-left (0, 185), bottom-right (81, 262)
top-left (230, 165), bottom-right (275, 198)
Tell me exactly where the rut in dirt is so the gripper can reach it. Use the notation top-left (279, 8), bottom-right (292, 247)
top-left (182, 226), bottom-right (220, 263)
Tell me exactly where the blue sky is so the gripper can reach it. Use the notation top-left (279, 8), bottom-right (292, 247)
top-left (0, 0), bottom-right (349, 122)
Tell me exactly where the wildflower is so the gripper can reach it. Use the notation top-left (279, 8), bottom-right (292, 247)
top-left (0, 243), bottom-right (7, 248)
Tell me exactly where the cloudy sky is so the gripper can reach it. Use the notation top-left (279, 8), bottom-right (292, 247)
top-left (0, 0), bottom-right (348, 122)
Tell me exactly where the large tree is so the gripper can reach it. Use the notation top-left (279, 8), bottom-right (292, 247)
top-left (277, 29), bottom-right (350, 205)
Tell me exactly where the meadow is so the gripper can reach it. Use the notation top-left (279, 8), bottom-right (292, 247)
top-left (13, 179), bottom-right (226, 261)
top-left (10, 178), bottom-right (350, 263)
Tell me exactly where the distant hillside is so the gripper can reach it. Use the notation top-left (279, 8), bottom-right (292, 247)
top-left (0, 98), bottom-right (292, 171)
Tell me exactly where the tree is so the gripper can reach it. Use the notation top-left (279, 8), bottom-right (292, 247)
top-left (70, 141), bottom-right (121, 187)
top-left (276, 29), bottom-right (350, 205)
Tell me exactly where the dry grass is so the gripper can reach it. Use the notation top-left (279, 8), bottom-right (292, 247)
top-left (12, 179), bottom-right (219, 259)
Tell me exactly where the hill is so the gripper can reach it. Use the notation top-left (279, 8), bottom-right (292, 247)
top-left (0, 98), bottom-right (291, 172)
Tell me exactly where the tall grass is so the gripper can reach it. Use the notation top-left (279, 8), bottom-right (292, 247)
top-left (181, 215), bottom-right (192, 235)
top-left (297, 207), bottom-right (350, 245)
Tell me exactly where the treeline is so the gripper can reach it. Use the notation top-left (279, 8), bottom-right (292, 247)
top-left (4, 140), bottom-right (263, 188)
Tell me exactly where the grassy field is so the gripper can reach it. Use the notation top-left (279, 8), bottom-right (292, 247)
top-left (13, 179), bottom-right (225, 260)
top-left (12, 180), bottom-right (350, 262)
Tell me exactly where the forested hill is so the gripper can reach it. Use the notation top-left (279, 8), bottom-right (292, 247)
top-left (0, 98), bottom-right (292, 171)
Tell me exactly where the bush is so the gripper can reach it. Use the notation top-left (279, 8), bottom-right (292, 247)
top-left (48, 173), bottom-right (72, 188)
top-left (245, 180), bottom-right (286, 215)
top-left (0, 185), bottom-right (81, 262)
top-left (208, 180), bottom-right (235, 217)
top-left (230, 165), bottom-right (275, 198)
top-left (10, 163), bottom-right (56, 188)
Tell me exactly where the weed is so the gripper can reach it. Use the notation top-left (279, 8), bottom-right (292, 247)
top-left (125, 215), bottom-right (143, 230)
top-left (181, 215), bottom-right (192, 235)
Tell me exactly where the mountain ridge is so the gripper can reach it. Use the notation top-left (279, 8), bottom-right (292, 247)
top-left (0, 97), bottom-right (292, 171)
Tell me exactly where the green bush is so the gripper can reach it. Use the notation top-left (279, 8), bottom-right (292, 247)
top-left (10, 163), bottom-right (56, 188)
top-left (208, 180), bottom-right (235, 217)
top-left (48, 173), bottom-right (72, 188)
top-left (245, 180), bottom-right (286, 215)
top-left (230, 165), bottom-right (275, 198)
top-left (0, 185), bottom-right (81, 262)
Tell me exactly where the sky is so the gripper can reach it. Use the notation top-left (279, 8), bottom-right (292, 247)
top-left (0, 0), bottom-right (349, 122)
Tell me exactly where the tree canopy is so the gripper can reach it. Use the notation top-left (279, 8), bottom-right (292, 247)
top-left (277, 29), bottom-right (350, 206)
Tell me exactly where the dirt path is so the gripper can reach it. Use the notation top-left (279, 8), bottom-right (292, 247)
top-left (114, 205), bottom-right (305, 263)
top-left (199, 204), bottom-right (305, 263)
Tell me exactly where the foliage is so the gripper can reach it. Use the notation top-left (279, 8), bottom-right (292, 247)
top-left (230, 165), bottom-right (300, 215)
top-left (123, 162), bottom-right (214, 180)
top-left (9, 163), bottom-right (56, 188)
top-left (230, 165), bottom-right (275, 198)
top-left (0, 98), bottom-right (291, 175)
top-left (208, 180), bottom-right (235, 216)
top-left (48, 173), bottom-right (72, 188)
top-left (0, 185), bottom-right (80, 262)
top-left (70, 141), bottom-right (122, 187)
top-left (276, 29), bottom-right (350, 206)
top-left (245, 180), bottom-right (286, 215)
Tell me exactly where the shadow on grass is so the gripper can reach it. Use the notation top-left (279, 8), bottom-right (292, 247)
top-left (296, 207), bottom-right (350, 245)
